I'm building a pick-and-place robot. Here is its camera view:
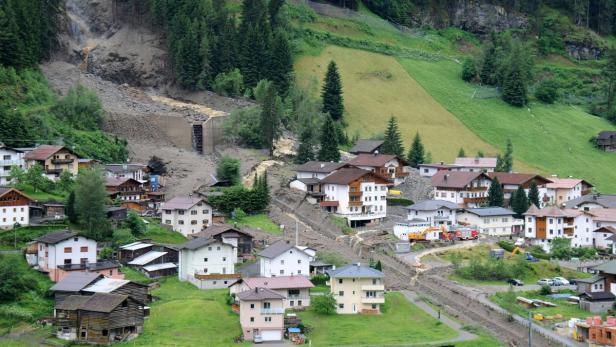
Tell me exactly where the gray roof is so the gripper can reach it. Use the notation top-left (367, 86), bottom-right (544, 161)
top-left (593, 260), bottom-right (616, 275)
top-left (237, 287), bottom-right (285, 301)
top-left (56, 293), bottom-right (129, 312)
top-left (258, 240), bottom-right (307, 259)
top-left (162, 196), bottom-right (209, 210)
top-left (296, 177), bottom-right (321, 185)
top-left (239, 262), bottom-right (261, 278)
top-left (105, 163), bottom-right (146, 173)
top-left (326, 264), bottom-right (384, 278)
top-left (128, 251), bottom-right (167, 265)
top-left (179, 237), bottom-right (219, 250)
top-left (295, 161), bottom-right (350, 174)
top-left (34, 230), bottom-right (78, 244)
top-left (575, 275), bottom-right (602, 284)
top-left (581, 291), bottom-right (615, 301)
top-left (82, 277), bottom-right (131, 293)
top-left (564, 193), bottom-right (616, 209)
top-left (49, 272), bottom-right (102, 292)
top-left (55, 295), bottom-right (90, 310)
top-left (348, 139), bottom-right (384, 154)
top-left (462, 207), bottom-right (515, 217)
top-left (193, 224), bottom-right (253, 240)
top-left (405, 199), bottom-right (458, 211)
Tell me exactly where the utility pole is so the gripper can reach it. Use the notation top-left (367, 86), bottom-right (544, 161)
top-left (528, 310), bottom-right (532, 347)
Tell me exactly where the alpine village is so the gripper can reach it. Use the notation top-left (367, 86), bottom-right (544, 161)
top-left (3, 0), bottom-right (616, 346)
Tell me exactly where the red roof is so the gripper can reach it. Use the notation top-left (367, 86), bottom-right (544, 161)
top-left (0, 187), bottom-right (32, 202)
top-left (24, 145), bottom-right (70, 161)
top-left (350, 154), bottom-right (407, 167)
top-left (320, 201), bottom-right (339, 207)
top-left (242, 276), bottom-right (315, 290)
top-left (546, 178), bottom-right (593, 189)
top-left (431, 171), bottom-right (490, 189)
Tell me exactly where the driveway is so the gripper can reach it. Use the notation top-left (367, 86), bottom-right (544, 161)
top-left (254, 341), bottom-right (295, 347)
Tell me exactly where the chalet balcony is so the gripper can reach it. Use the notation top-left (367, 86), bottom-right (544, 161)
top-left (344, 211), bottom-right (386, 221)
top-left (463, 197), bottom-right (487, 204)
top-left (51, 158), bottom-right (74, 164)
top-left (261, 308), bottom-right (284, 315)
top-left (361, 284), bottom-right (384, 291)
top-left (287, 294), bottom-right (310, 300)
top-left (0, 160), bottom-right (22, 167)
top-left (45, 168), bottom-right (63, 174)
top-left (467, 187), bottom-right (488, 192)
top-left (349, 200), bottom-right (363, 207)
top-left (361, 296), bottom-right (385, 304)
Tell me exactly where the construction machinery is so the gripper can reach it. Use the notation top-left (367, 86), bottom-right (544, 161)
top-left (408, 226), bottom-right (447, 242)
top-left (511, 247), bottom-right (539, 262)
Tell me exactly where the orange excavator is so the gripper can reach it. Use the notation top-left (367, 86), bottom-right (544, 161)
top-left (408, 226), bottom-right (447, 242)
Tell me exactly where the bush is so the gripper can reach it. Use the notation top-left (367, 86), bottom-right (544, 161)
top-left (212, 69), bottom-right (244, 97)
top-left (0, 255), bottom-right (40, 303)
top-left (53, 84), bottom-right (105, 131)
top-left (461, 58), bottom-right (478, 82)
top-left (125, 211), bottom-right (146, 237)
top-left (386, 198), bottom-right (414, 206)
top-left (497, 240), bottom-right (515, 252)
top-left (535, 79), bottom-right (559, 104)
top-left (208, 186), bottom-right (268, 214)
top-left (539, 284), bottom-right (551, 295)
top-left (312, 294), bottom-right (337, 315)
top-left (216, 156), bottom-right (241, 185)
top-left (311, 274), bottom-right (328, 286)
top-left (224, 106), bottom-right (262, 148)
top-left (455, 255), bottom-right (529, 281)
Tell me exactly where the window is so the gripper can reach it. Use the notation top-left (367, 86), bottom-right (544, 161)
top-left (372, 279), bottom-right (377, 285)
top-left (178, 210), bottom-right (185, 215)
top-left (102, 329), bottom-right (108, 336)
top-left (372, 304), bottom-right (377, 309)
top-left (80, 258), bottom-right (88, 264)
top-left (217, 246), bottom-right (221, 250)
top-left (339, 304), bottom-right (344, 309)
top-left (263, 302), bottom-right (271, 309)
top-left (80, 246), bottom-right (88, 252)
top-left (203, 210), bottom-right (209, 214)
top-left (204, 258), bottom-right (208, 262)
top-left (298, 270), bottom-right (302, 274)
top-left (250, 303), bottom-right (255, 309)
top-left (280, 269), bottom-right (284, 275)
top-left (64, 247), bottom-right (72, 253)
top-left (213, 281), bottom-right (217, 285)
top-left (208, 247), bottom-right (212, 251)
top-left (338, 279), bottom-right (343, 284)
top-left (122, 300), bottom-right (128, 308)
top-left (250, 317), bottom-right (254, 322)
top-left (64, 259), bottom-right (72, 265)
top-left (288, 289), bottom-right (300, 296)
top-left (191, 210), bottom-right (197, 215)
top-left (297, 259), bottom-right (301, 264)
top-left (178, 220), bottom-right (184, 225)
top-left (223, 257), bottom-right (226, 261)
top-left (265, 317), bottom-right (272, 322)
top-left (165, 220), bottom-right (171, 224)
top-left (203, 268), bottom-right (208, 273)
top-left (290, 300), bottom-right (294, 306)
top-left (339, 291), bottom-right (344, 296)
top-left (298, 300), bottom-right (302, 306)
top-left (191, 220), bottom-right (197, 225)
top-left (165, 210), bottom-right (171, 214)
top-left (281, 259), bottom-right (285, 265)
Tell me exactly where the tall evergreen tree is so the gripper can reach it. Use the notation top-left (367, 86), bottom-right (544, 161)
top-left (458, 147), bottom-right (466, 157)
top-left (239, 0), bottom-right (269, 88)
top-left (197, 32), bottom-right (213, 89)
top-left (268, 0), bottom-right (285, 26)
top-left (295, 127), bottom-right (315, 164)
top-left (502, 60), bottom-right (528, 106)
top-left (267, 31), bottom-right (293, 96)
top-left (318, 115), bottom-right (340, 162)
top-left (502, 139), bottom-right (513, 172)
top-left (74, 169), bottom-right (110, 240)
top-left (175, 18), bottom-right (201, 89)
top-left (260, 83), bottom-right (282, 157)
top-left (488, 177), bottom-right (505, 207)
top-left (0, 6), bottom-right (21, 67)
top-left (528, 181), bottom-right (541, 207)
top-left (511, 186), bottom-right (529, 218)
top-left (480, 44), bottom-right (498, 85)
top-left (407, 132), bottom-right (425, 168)
top-left (381, 116), bottom-right (404, 156)
top-left (65, 191), bottom-right (77, 224)
top-left (321, 61), bottom-right (344, 121)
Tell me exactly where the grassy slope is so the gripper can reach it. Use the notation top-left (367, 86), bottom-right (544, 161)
top-left (142, 218), bottom-right (187, 244)
top-left (299, 292), bottom-right (457, 346)
top-left (232, 213), bottom-right (282, 235)
top-left (295, 46), bottom-right (503, 163)
top-left (492, 289), bottom-right (595, 322)
top-left (400, 58), bottom-right (616, 192)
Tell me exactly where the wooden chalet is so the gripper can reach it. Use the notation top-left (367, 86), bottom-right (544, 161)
top-left (50, 272), bottom-right (149, 304)
top-left (191, 224), bottom-right (254, 260)
top-left (118, 241), bottom-right (178, 278)
top-left (597, 131), bottom-right (616, 152)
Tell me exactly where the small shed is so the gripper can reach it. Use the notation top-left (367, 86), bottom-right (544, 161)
top-left (580, 291), bottom-right (616, 313)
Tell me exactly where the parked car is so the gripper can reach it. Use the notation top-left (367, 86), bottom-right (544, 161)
top-left (553, 277), bottom-right (570, 286)
top-left (567, 278), bottom-right (577, 285)
top-left (514, 238), bottom-right (525, 247)
top-left (537, 278), bottom-right (554, 286)
top-left (506, 279), bottom-right (524, 286)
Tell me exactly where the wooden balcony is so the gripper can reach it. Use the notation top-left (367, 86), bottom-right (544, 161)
top-left (467, 187), bottom-right (488, 192)
top-left (51, 158), bottom-right (74, 164)
top-left (349, 200), bottom-right (363, 207)
top-left (463, 197), bottom-right (487, 204)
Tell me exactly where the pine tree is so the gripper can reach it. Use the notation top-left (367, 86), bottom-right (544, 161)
top-left (295, 127), bottom-right (315, 164)
top-left (477, 150), bottom-right (484, 157)
top-left (66, 191), bottom-right (77, 224)
top-left (197, 32), bottom-right (213, 90)
top-left (480, 44), bottom-right (498, 85)
top-left (458, 147), bottom-right (466, 157)
top-left (461, 57), bottom-right (478, 82)
top-left (318, 115), bottom-right (340, 162)
top-left (511, 186), bottom-right (529, 218)
top-left (175, 18), bottom-right (201, 89)
top-left (267, 31), bottom-right (293, 96)
top-left (0, 6), bottom-right (22, 67)
top-left (375, 260), bottom-right (382, 271)
top-left (604, 48), bottom-right (616, 111)
top-left (239, 0), bottom-right (269, 89)
top-left (268, 0), bottom-right (285, 26)
top-left (381, 116), bottom-right (404, 156)
top-left (260, 83), bottom-right (282, 157)
top-left (495, 154), bottom-right (504, 172)
top-left (321, 61), bottom-right (344, 121)
top-left (488, 177), bottom-right (505, 207)
top-left (500, 139), bottom-right (513, 172)
top-left (425, 152), bottom-right (432, 164)
top-left (407, 132), bottom-right (425, 168)
top-left (502, 61), bottom-right (528, 107)
top-left (528, 181), bottom-right (541, 207)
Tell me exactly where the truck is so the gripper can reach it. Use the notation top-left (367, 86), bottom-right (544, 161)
top-left (455, 227), bottom-right (479, 240)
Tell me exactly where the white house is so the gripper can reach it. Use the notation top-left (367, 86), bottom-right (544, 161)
top-left (161, 196), bottom-right (213, 237)
top-left (104, 163), bottom-right (148, 182)
top-left (230, 276), bottom-right (314, 309)
top-left (0, 145), bottom-right (25, 185)
top-left (33, 231), bottom-right (98, 282)
top-left (320, 168), bottom-right (390, 227)
top-left (545, 177), bottom-right (594, 206)
top-left (348, 154), bottom-right (409, 186)
top-left (457, 207), bottom-right (523, 236)
top-left (453, 157), bottom-right (497, 172)
top-left (589, 209), bottom-right (616, 250)
top-left (178, 237), bottom-right (238, 289)
top-left (417, 163), bottom-right (460, 177)
top-left (564, 193), bottom-right (616, 211)
top-left (524, 205), bottom-right (595, 252)
top-left (431, 171), bottom-right (492, 208)
top-left (327, 264), bottom-right (385, 315)
top-left (0, 187), bottom-right (32, 229)
top-left (393, 199), bottom-right (458, 240)
top-left (295, 161), bottom-right (353, 180)
top-left (257, 240), bottom-right (312, 277)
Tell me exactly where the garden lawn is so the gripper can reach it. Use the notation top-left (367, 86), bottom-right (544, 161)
top-left (299, 292), bottom-right (457, 346)
top-left (142, 219), bottom-right (187, 244)
top-left (118, 277), bottom-right (247, 347)
top-left (399, 58), bottom-right (616, 192)
top-left (234, 214), bottom-right (282, 235)
top-left (0, 225), bottom-right (68, 249)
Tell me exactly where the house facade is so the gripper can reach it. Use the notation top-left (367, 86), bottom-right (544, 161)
top-left (457, 207), bottom-right (522, 236)
top-left (486, 172), bottom-right (551, 203)
top-left (161, 196), bottom-right (213, 237)
top-left (564, 193), bottom-right (616, 211)
top-left (105, 177), bottom-right (146, 202)
top-left (0, 187), bottom-right (31, 229)
top-left (431, 171), bottom-right (492, 208)
top-left (237, 288), bottom-right (285, 342)
top-left (589, 209), bottom-right (616, 249)
top-left (349, 154), bottom-right (408, 186)
top-left (319, 168), bottom-right (390, 227)
top-left (404, 200), bottom-right (458, 226)
top-left (523, 206), bottom-right (595, 251)
top-left (178, 237), bottom-right (237, 289)
top-left (290, 161), bottom-right (353, 201)
top-left (0, 145), bottom-right (25, 185)
top-left (34, 231), bottom-right (97, 282)
top-left (453, 157), bottom-right (497, 172)
top-left (105, 164), bottom-right (148, 182)
top-left (545, 178), bottom-right (593, 206)
top-left (417, 163), bottom-right (460, 177)
top-left (24, 145), bottom-right (79, 180)
top-left (230, 276), bottom-right (314, 309)
top-left (192, 224), bottom-right (254, 261)
top-left (327, 264), bottom-right (385, 314)
top-left (257, 240), bottom-right (312, 277)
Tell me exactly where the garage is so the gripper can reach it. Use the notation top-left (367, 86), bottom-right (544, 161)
top-left (260, 330), bottom-right (282, 341)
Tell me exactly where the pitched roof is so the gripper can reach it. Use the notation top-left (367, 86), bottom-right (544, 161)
top-left (564, 193), bottom-right (616, 209)
top-left (523, 205), bottom-right (567, 217)
top-left (56, 293), bottom-right (129, 312)
top-left (258, 240), bottom-right (309, 259)
top-left (23, 145), bottom-right (70, 161)
top-left (593, 260), bottom-right (616, 275)
top-left (453, 157), bottom-right (497, 168)
top-left (487, 172), bottom-right (552, 186)
top-left (418, 163), bottom-right (459, 169)
top-left (82, 277), bottom-right (131, 293)
top-left (237, 287), bottom-right (285, 301)
top-left (320, 168), bottom-right (374, 185)
top-left (575, 275), bottom-right (602, 284)
top-left (546, 177), bottom-right (593, 189)
top-left (349, 153), bottom-right (406, 167)
top-left (128, 251), bottom-right (167, 265)
top-left (295, 161), bottom-right (350, 173)
top-left (105, 164), bottom-right (147, 174)
top-left (179, 237), bottom-right (219, 250)
top-left (192, 224), bottom-right (253, 239)
top-left (242, 276), bottom-right (315, 290)
top-left (589, 209), bottom-right (616, 222)
top-left (597, 131), bottom-right (616, 140)
top-left (162, 196), bottom-right (208, 210)
top-left (49, 272), bottom-right (102, 292)
top-left (580, 291), bottom-right (616, 301)
top-left (143, 263), bottom-right (177, 272)
top-left (431, 171), bottom-right (489, 189)
top-left (55, 295), bottom-right (91, 310)
top-left (119, 241), bottom-right (153, 251)
top-left (462, 207), bottom-right (516, 217)
top-left (105, 177), bottom-right (141, 187)
top-left (34, 230), bottom-right (78, 244)
top-left (348, 139), bottom-right (384, 154)
top-left (405, 199), bottom-right (458, 211)
top-left (327, 264), bottom-right (384, 278)
top-left (0, 187), bottom-right (32, 201)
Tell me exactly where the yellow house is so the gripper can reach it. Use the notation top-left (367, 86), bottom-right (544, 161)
top-left (327, 264), bottom-right (385, 314)
top-left (24, 145), bottom-right (79, 180)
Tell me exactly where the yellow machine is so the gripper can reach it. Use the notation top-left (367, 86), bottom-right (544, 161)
top-left (408, 226), bottom-right (447, 241)
top-left (512, 247), bottom-right (523, 255)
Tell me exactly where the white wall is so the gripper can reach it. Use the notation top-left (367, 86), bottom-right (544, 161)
top-left (297, 171), bottom-right (330, 180)
top-left (406, 208), bottom-right (456, 226)
top-left (0, 148), bottom-right (24, 185)
top-left (259, 248), bottom-right (311, 277)
top-left (0, 204), bottom-right (29, 229)
top-left (37, 236), bottom-right (97, 270)
top-left (162, 201), bottom-right (213, 237)
top-left (458, 212), bottom-right (521, 236)
top-left (418, 166), bottom-right (439, 177)
top-left (178, 241), bottom-right (235, 280)
top-left (393, 221), bottom-right (431, 240)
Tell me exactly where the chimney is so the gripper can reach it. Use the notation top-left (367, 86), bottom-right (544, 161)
top-left (474, 157), bottom-right (479, 164)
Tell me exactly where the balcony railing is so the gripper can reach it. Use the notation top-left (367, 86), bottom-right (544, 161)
top-left (361, 284), bottom-right (384, 291)
top-left (361, 296), bottom-right (385, 304)
top-left (261, 308), bottom-right (284, 315)
top-left (0, 160), bottom-right (22, 167)
top-left (463, 197), bottom-right (487, 203)
top-left (51, 158), bottom-right (74, 164)
top-left (287, 294), bottom-right (310, 300)
top-left (45, 168), bottom-right (63, 174)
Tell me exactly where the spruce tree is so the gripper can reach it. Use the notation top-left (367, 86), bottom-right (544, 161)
top-left (381, 116), bottom-right (404, 157)
top-left (267, 31), bottom-right (293, 96)
top-left (604, 48), bottom-right (616, 111)
top-left (318, 115), bottom-right (340, 162)
top-left (321, 61), bottom-right (344, 121)
top-left (511, 186), bottom-right (529, 218)
top-left (75, 169), bottom-right (110, 240)
top-left (407, 132), bottom-right (425, 168)
top-left (528, 181), bottom-right (541, 207)
top-left (268, 0), bottom-right (285, 26)
top-left (66, 191), bottom-right (77, 224)
top-left (0, 6), bottom-right (21, 67)
top-left (260, 84), bottom-right (282, 157)
top-left (461, 57), bottom-right (478, 82)
top-left (502, 139), bottom-right (513, 172)
top-left (480, 44), bottom-right (498, 85)
top-left (502, 61), bottom-right (528, 107)
top-left (458, 147), bottom-right (466, 157)
top-left (495, 154), bottom-right (504, 172)
top-left (197, 32), bottom-right (213, 90)
top-left (295, 127), bottom-right (315, 164)
top-left (425, 152), bottom-right (432, 164)
top-left (477, 150), bottom-right (485, 157)
top-left (488, 177), bottom-right (505, 207)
